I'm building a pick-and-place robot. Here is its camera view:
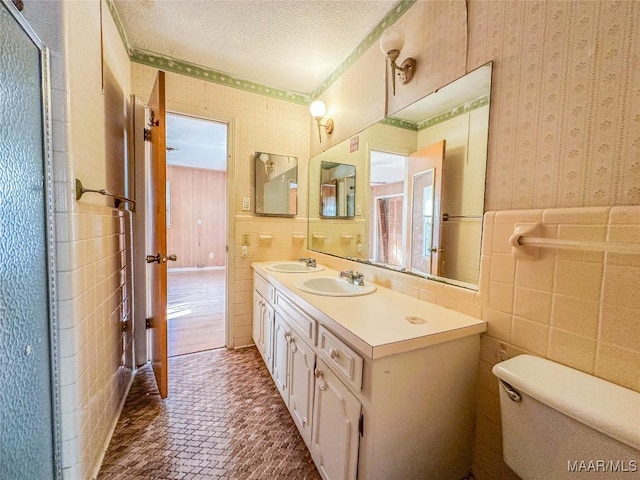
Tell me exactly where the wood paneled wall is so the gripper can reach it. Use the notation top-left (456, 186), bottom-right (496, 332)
top-left (167, 165), bottom-right (226, 268)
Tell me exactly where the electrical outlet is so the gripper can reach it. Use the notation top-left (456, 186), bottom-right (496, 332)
top-left (241, 245), bottom-right (248, 257)
top-left (242, 197), bottom-right (251, 211)
top-left (209, 252), bottom-right (214, 259)
top-left (355, 204), bottom-right (362, 216)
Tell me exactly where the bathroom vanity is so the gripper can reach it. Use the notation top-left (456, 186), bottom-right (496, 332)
top-left (252, 261), bottom-right (487, 480)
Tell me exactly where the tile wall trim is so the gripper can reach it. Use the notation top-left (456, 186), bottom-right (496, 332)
top-left (309, 0), bottom-right (417, 99)
top-left (105, 0), bottom-right (131, 53)
top-left (129, 49), bottom-right (310, 105)
top-left (381, 93), bottom-right (490, 131)
top-left (106, 0), bottom-right (415, 105)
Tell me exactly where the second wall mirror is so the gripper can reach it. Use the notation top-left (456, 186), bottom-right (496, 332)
top-left (255, 152), bottom-right (298, 216)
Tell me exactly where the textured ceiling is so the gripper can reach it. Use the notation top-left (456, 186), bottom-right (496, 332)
top-left (112, 0), bottom-right (397, 94)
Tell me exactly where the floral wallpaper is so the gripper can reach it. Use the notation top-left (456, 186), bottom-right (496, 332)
top-left (467, 0), bottom-right (640, 211)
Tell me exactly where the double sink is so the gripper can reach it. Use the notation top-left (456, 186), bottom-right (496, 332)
top-left (266, 261), bottom-right (376, 297)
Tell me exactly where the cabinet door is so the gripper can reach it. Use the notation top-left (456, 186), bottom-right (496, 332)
top-left (263, 301), bottom-right (275, 373)
top-left (311, 360), bottom-right (361, 480)
top-left (272, 312), bottom-right (290, 402)
top-left (288, 332), bottom-right (315, 447)
top-left (252, 290), bottom-right (264, 356)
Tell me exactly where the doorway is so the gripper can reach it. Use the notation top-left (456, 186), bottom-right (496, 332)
top-left (165, 113), bottom-right (228, 357)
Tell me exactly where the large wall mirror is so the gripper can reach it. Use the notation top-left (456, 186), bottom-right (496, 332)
top-left (307, 62), bottom-right (492, 289)
top-left (255, 152), bottom-right (298, 216)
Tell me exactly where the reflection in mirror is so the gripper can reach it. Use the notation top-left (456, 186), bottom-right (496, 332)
top-left (255, 152), bottom-right (298, 216)
top-left (320, 161), bottom-right (356, 218)
top-left (370, 151), bottom-right (406, 267)
top-left (308, 62), bottom-right (492, 289)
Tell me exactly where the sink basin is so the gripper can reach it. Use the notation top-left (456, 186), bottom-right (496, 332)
top-left (296, 276), bottom-right (377, 297)
top-left (266, 262), bottom-right (325, 273)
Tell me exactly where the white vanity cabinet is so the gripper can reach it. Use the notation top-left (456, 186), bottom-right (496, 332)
top-left (285, 315), bottom-right (316, 446)
top-left (251, 264), bottom-right (487, 480)
top-left (311, 360), bottom-right (361, 480)
top-left (252, 273), bottom-right (275, 371)
top-left (273, 288), bottom-right (319, 447)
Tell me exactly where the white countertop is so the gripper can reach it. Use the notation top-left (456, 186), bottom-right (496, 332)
top-left (252, 262), bottom-right (487, 359)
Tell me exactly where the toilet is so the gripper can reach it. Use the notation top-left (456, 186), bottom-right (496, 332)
top-left (492, 354), bottom-right (640, 480)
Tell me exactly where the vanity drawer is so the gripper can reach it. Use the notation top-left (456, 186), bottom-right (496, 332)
top-left (275, 291), bottom-right (316, 345)
top-left (254, 272), bottom-right (275, 304)
top-left (318, 325), bottom-right (363, 391)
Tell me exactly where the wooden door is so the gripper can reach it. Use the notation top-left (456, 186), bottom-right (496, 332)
top-left (146, 71), bottom-right (169, 398)
top-left (406, 141), bottom-right (445, 276)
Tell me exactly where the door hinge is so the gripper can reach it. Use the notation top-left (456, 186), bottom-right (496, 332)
top-left (144, 128), bottom-right (151, 142)
top-left (145, 318), bottom-right (152, 329)
top-left (121, 320), bottom-right (129, 333)
top-left (359, 414), bottom-right (364, 437)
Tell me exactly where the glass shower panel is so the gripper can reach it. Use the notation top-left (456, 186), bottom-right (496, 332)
top-left (0, 3), bottom-right (56, 479)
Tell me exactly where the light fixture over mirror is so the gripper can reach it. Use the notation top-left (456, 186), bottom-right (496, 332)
top-left (309, 100), bottom-right (334, 143)
top-left (379, 26), bottom-right (417, 96)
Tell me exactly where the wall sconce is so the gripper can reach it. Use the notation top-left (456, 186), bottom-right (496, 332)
top-left (379, 26), bottom-right (417, 96)
top-left (309, 100), bottom-right (334, 143)
top-left (259, 152), bottom-right (274, 175)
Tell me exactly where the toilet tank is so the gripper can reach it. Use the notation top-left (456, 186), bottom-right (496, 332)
top-left (492, 355), bottom-right (640, 480)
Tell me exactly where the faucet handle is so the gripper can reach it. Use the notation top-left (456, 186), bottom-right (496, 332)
top-left (299, 257), bottom-right (317, 268)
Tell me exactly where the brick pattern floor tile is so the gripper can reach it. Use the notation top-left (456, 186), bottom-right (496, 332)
top-left (98, 347), bottom-right (321, 479)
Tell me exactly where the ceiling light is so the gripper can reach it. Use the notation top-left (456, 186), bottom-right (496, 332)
top-left (309, 100), bottom-right (334, 143)
top-left (379, 26), bottom-right (417, 96)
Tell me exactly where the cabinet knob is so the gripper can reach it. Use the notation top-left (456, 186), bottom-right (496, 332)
top-left (302, 417), bottom-right (308, 426)
top-left (329, 348), bottom-right (339, 359)
top-left (314, 368), bottom-right (328, 390)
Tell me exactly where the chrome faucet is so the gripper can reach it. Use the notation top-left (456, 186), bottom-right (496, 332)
top-left (299, 257), bottom-right (317, 268)
top-left (339, 270), bottom-right (365, 286)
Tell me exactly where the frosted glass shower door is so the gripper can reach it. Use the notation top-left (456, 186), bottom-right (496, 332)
top-left (0, 1), bottom-right (58, 479)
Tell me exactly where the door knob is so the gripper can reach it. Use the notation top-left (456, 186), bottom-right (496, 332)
top-left (146, 253), bottom-right (162, 264)
top-left (146, 253), bottom-right (178, 264)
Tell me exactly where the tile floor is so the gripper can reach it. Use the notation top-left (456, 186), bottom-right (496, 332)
top-left (98, 347), bottom-right (320, 479)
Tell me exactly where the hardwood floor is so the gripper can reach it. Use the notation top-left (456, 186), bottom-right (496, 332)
top-left (167, 268), bottom-right (226, 357)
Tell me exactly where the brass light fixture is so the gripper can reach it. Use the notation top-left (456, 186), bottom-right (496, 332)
top-left (309, 100), bottom-right (334, 143)
top-left (379, 26), bottom-right (417, 96)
